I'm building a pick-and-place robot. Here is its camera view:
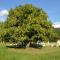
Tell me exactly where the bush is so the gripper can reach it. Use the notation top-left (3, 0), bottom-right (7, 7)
top-left (6, 42), bottom-right (26, 48)
top-left (30, 42), bottom-right (43, 48)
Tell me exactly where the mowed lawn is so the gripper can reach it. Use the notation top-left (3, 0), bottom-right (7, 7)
top-left (0, 43), bottom-right (60, 60)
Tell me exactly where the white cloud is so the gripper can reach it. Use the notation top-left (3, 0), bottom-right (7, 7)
top-left (0, 10), bottom-right (9, 16)
top-left (53, 22), bottom-right (60, 28)
top-left (0, 9), bottom-right (9, 22)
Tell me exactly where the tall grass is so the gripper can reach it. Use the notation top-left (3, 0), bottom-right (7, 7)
top-left (0, 43), bottom-right (60, 60)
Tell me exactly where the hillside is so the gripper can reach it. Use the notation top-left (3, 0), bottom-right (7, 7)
top-left (54, 28), bottom-right (60, 36)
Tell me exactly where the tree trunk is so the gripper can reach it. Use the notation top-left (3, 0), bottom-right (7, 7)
top-left (26, 42), bottom-right (30, 48)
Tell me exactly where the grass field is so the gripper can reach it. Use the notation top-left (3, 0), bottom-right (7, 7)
top-left (0, 43), bottom-right (60, 60)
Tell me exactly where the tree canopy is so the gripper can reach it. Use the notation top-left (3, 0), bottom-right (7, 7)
top-left (0, 4), bottom-right (59, 43)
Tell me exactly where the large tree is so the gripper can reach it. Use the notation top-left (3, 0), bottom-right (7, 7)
top-left (1, 4), bottom-right (58, 44)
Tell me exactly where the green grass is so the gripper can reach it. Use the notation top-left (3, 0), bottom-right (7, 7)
top-left (0, 43), bottom-right (60, 60)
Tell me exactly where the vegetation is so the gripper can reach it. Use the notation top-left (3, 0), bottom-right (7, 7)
top-left (54, 28), bottom-right (60, 37)
top-left (0, 4), bottom-right (60, 60)
top-left (0, 4), bottom-right (59, 48)
top-left (0, 43), bottom-right (60, 60)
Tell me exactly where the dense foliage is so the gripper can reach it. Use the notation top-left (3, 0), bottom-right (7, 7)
top-left (0, 4), bottom-right (59, 45)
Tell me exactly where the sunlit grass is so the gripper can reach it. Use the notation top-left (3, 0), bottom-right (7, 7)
top-left (0, 43), bottom-right (60, 60)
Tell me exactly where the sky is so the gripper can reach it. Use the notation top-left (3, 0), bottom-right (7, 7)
top-left (0, 0), bottom-right (60, 24)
